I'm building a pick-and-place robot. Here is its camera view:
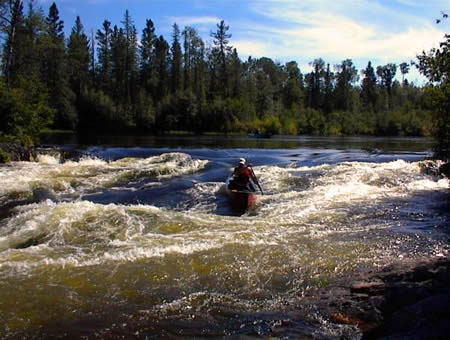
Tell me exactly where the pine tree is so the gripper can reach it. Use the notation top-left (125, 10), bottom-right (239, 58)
top-left (1, 0), bottom-right (24, 84)
top-left (334, 59), bottom-right (358, 111)
top-left (361, 61), bottom-right (377, 112)
top-left (307, 58), bottom-right (326, 110)
top-left (140, 19), bottom-right (156, 95)
top-left (96, 20), bottom-right (113, 93)
top-left (282, 61), bottom-right (304, 109)
top-left (154, 35), bottom-right (169, 100)
top-left (121, 10), bottom-right (138, 104)
top-left (170, 23), bottom-right (182, 93)
top-left (210, 20), bottom-right (232, 97)
top-left (323, 63), bottom-right (334, 114)
top-left (43, 2), bottom-right (77, 129)
top-left (111, 25), bottom-right (127, 100)
top-left (229, 48), bottom-right (241, 98)
top-left (67, 16), bottom-right (90, 99)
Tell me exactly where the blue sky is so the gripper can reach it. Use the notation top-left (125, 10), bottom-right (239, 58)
top-left (41, 0), bottom-right (448, 83)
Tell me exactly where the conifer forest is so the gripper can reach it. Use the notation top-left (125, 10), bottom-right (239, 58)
top-left (0, 1), bottom-right (448, 159)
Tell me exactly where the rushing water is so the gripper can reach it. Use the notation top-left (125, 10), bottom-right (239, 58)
top-left (0, 136), bottom-right (449, 338)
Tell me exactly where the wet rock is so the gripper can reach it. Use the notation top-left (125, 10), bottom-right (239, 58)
top-left (0, 143), bottom-right (82, 163)
top-left (322, 258), bottom-right (450, 339)
top-left (0, 142), bottom-right (36, 162)
top-left (35, 146), bottom-right (83, 162)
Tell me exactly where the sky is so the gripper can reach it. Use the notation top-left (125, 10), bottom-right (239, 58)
top-left (39, 0), bottom-right (449, 84)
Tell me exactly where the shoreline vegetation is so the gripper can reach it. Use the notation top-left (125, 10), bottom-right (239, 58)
top-left (0, 3), bottom-right (447, 150)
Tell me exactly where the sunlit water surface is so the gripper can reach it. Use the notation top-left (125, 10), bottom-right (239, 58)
top-left (0, 136), bottom-right (448, 338)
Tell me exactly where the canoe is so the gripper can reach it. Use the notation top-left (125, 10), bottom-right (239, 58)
top-left (225, 176), bottom-right (257, 210)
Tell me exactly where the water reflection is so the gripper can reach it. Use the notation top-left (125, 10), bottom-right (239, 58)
top-left (41, 132), bottom-right (434, 153)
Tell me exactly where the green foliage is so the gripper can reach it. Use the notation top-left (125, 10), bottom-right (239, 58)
top-left (0, 3), bottom-right (439, 143)
top-left (77, 88), bottom-right (119, 131)
top-left (0, 76), bottom-right (54, 145)
top-left (415, 31), bottom-right (450, 164)
top-left (0, 147), bottom-right (12, 163)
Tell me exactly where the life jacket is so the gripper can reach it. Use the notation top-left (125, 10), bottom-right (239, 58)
top-left (234, 166), bottom-right (251, 185)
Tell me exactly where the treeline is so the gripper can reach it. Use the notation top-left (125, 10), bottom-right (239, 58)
top-left (0, 1), bottom-right (436, 145)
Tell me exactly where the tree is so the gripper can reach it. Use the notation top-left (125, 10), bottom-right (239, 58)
top-left (282, 60), bottom-right (304, 109)
top-left (43, 2), bottom-right (76, 129)
top-left (170, 23), bottom-right (182, 93)
top-left (0, 74), bottom-right (54, 145)
top-left (307, 58), bottom-right (326, 110)
top-left (182, 26), bottom-right (206, 109)
top-left (229, 47), bottom-right (241, 98)
top-left (399, 62), bottom-right (410, 85)
top-left (153, 35), bottom-right (169, 100)
top-left (210, 20), bottom-right (232, 96)
top-left (1, 0), bottom-right (24, 84)
top-left (334, 59), bottom-right (358, 111)
top-left (376, 63), bottom-right (397, 110)
top-left (140, 19), bottom-right (156, 94)
top-left (96, 20), bottom-right (112, 93)
top-left (361, 61), bottom-right (377, 112)
top-left (120, 10), bottom-right (138, 105)
top-left (110, 25), bottom-right (128, 104)
top-left (323, 63), bottom-right (334, 114)
top-left (415, 29), bottom-right (450, 165)
top-left (67, 16), bottom-right (90, 99)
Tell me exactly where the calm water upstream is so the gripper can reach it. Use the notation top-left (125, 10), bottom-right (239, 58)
top-left (0, 135), bottom-right (449, 338)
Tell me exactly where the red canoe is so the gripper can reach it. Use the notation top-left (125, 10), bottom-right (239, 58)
top-left (225, 176), bottom-right (257, 210)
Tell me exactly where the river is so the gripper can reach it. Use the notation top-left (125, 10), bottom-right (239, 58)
top-left (0, 135), bottom-right (448, 338)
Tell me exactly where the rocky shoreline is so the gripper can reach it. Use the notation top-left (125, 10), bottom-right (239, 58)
top-left (318, 256), bottom-right (450, 338)
top-left (0, 142), bottom-right (81, 163)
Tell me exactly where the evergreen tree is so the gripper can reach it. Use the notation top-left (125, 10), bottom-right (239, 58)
top-left (15, 0), bottom-right (44, 78)
top-left (323, 63), bottom-right (334, 114)
top-left (89, 29), bottom-right (95, 84)
top-left (229, 47), bottom-right (241, 98)
top-left (210, 20), bottom-right (232, 97)
top-left (140, 19), bottom-right (156, 95)
top-left (121, 10), bottom-right (138, 104)
top-left (361, 61), bottom-right (377, 112)
top-left (110, 25), bottom-right (127, 100)
top-left (334, 59), bottom-right (358, 111)
top-left (43, 2), bottom-right (76, 129)
top-left (154, 35), bottom-right (169, 100)
top-left (183, 27), bottom-right (207, 111)
top-left (170, 23), bottom-right (182, 93)
top-left (282, 61), bottom-right (304, 109)
top-left (67, 16), bottom-right (90, 99)
top-left (95, 20), bottom-right (112, 92)
top-left (1, 0), bottom-right (24, 84)
top-left (307, 58), bottom-right (326, 110)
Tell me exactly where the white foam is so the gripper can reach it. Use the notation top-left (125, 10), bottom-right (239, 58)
top-left (0, 159), bottom-right (447, 276)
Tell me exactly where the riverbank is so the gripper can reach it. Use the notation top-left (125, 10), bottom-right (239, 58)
top-left (0, 143), bottom-right (82, 163)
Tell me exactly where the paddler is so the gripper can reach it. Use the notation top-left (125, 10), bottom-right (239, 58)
top-left (231, 158), bottom-right (257, 192)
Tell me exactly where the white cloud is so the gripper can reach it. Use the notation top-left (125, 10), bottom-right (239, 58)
top-left (230, 0), bottom-right (447, 71)
top-left (166, 16), bottom-right (221, 27)
top-left (233, 40), bottom-right (268, 57)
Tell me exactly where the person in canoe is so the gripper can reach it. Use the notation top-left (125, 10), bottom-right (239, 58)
top-left (228, 158), bottom-right (258, 193)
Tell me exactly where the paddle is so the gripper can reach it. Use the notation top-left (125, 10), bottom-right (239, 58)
top-left (249, 166), bottom-right (264, 195)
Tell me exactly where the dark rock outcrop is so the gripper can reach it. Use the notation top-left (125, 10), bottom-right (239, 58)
top-left (0, 142), bottom-right (36, 162)
top-left (322, 258), bottom-right (450, 338)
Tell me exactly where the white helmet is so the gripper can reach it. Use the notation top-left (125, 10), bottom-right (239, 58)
top-left (239, 158), bottom-right (246, 164)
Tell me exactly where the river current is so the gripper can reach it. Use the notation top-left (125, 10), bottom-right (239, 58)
top-left (0, 136), bottom-right (449, 338)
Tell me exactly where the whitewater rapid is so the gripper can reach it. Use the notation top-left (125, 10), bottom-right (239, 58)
top-left (0, 150), bottom-right (448, 338)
